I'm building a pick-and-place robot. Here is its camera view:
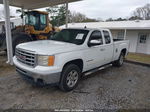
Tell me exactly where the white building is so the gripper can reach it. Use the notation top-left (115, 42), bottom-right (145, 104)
top-left (0, 17), bottom-right (22, 33)
top-left (60, 20), bottom-right (150, 55)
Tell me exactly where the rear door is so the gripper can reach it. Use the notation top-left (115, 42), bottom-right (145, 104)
top-left (102, 30), bottom-right (114, 64)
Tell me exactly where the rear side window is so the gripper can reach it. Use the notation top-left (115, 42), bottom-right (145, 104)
top-left (103, 31), bottom-right (111, 44)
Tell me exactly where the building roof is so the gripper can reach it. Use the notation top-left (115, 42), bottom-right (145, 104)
top-left (60, 20), bottom-right (150, 30)
top-left (0, 17), bottom-right (21, 23)
top-left (0, 0), bottom-right (81, 9)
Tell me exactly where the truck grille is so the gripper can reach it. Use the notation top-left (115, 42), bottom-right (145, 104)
top-left (16, 48), bottom-right (36, 67)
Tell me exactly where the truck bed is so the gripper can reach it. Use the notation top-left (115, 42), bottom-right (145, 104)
top-left (113, 39), bottom-right (130, 61)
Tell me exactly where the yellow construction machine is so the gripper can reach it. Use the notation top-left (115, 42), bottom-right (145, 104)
top-left (0, 10), bottom-right (60, 54)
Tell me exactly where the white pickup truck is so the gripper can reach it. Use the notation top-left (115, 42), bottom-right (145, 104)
top-left (13, 28), bottom-right (129, 91)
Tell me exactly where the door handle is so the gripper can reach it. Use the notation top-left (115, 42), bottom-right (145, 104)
top-left (100, 48), bottom-right (105, 51)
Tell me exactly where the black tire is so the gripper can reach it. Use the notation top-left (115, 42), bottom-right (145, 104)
top-left (59, 64), bottom-right (81, 92)
top-left (113, 52), bottom-right (125, 67)
top-left (12, 33), bottom-right (32, 55)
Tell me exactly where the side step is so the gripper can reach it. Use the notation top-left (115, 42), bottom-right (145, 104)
top-left (84, 64), bottom-right (112, 76)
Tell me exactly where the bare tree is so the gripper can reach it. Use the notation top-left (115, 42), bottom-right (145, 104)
top-left (46, 6), bottom-right (59, 17)
top-left (69, 11), bottom-right (86, 23)
top-left (69, 11), bottom-right (98, 23)
top-left (133, 3), bottom-right (150, 20)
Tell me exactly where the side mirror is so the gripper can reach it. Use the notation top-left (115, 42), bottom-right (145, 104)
top-left (88, 39), bottom-right (102, 47)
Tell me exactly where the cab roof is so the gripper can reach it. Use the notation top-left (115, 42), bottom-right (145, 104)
top-left (25, 10), bottom-right (49, 15)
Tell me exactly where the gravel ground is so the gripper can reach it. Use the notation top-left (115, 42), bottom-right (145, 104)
top-left (0, 55), bottom-right (15, 77)
top-left (0, 60), bottom-right (150, 110)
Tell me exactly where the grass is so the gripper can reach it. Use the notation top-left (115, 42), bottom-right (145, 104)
top-left (126, 53), bottom-right (150, 64)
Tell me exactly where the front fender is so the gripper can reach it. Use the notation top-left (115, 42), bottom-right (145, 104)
top-left (55, 51), bottom-right (84, 72)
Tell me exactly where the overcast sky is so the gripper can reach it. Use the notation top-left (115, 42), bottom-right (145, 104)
top-left (68, 0), bottom-right (150, 20)
top-left (0, 0), bottom-right (150, 20)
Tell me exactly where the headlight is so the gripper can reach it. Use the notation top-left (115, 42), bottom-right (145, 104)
top-left (38, 55), bottom-right (55, 66)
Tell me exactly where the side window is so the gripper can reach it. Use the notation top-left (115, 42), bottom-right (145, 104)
top-left (117, 31), bottom-right (124, 39)
top-left (40, 14), bottom-right (47, 30)
top-left (29, 15), bottom-right (36, 25)
top-left (40, 14), bottom-right (46, 25)
top-left (103, 31), bottom-right (111, 44)
top-left (139, 34), bottom-right (147, 44)
top-left (89, 31), bottom-right (103, 45)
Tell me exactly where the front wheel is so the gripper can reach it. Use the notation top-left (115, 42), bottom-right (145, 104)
top-left (59, 64), bottom-right (81, 92)
top-left (113, 52), bottom-right (125, 67)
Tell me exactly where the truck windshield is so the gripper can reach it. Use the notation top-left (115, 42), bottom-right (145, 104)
top-left (51, 29), bottom-right (89, 45)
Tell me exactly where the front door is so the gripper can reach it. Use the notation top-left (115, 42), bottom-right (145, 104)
top-left (137, 33), bottom-right (148, 54)
top-left (83, 30), bottom-right (105, 71)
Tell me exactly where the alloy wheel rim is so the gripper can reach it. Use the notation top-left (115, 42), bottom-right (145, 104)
top-left (66, 70), bottom-right (79, 88)
top-left (120, 55), bottom-right (124, 65)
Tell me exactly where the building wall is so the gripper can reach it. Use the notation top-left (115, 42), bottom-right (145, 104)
top-left (134, 30), bottom-right (150, 54)
top-left (11, 18), bottom-right (22, 27)
top-left (126, 30), bottom-right (139, 53)
top-left (145, 31), bottom-right (150, 54)
top-left (110, 29), bottom-right (150, 54)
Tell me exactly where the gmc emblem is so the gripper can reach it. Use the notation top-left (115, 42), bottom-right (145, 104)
top-left (18, 55), bottom-right (26, 60)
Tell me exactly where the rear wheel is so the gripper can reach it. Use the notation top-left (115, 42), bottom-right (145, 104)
top-left (59, 64), bottom-right (81, 92)
top-left (113, 52), bottom-right (125, 67)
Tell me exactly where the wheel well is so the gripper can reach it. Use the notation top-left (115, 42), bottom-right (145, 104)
top-left (63, 59), bottom-right (83, 72)
top-left (121, 48), bottom-right (127, 56)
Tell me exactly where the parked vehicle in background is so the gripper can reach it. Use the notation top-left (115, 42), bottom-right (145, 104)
top-left (13, 28), bottom-right (129, 92)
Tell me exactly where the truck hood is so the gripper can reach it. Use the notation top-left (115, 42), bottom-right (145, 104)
top-left (16, 40), bottom-right (80, 55)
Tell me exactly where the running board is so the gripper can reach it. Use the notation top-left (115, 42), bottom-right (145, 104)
top-left (84, 64), bottom-right (112, 76)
